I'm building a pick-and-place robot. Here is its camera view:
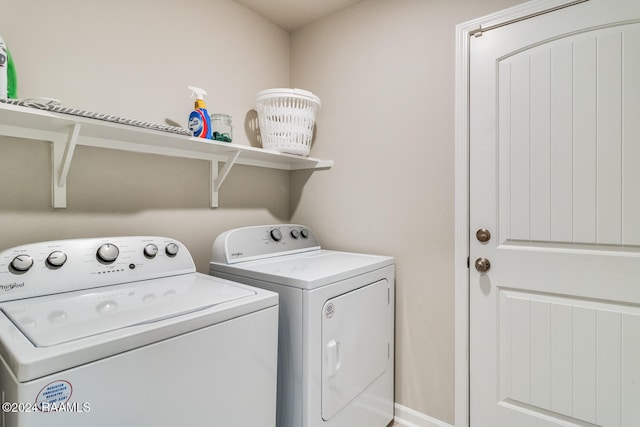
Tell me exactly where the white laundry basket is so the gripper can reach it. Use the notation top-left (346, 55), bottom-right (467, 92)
top-left (255, 88), bottom-right (321, 156)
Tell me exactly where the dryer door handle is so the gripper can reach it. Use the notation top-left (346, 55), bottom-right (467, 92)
top-left (326, 339), bottom-right (341, 378)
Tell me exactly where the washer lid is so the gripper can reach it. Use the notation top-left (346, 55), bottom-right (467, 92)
top-left (1, 274), bottom-right (255, 347)
top-left (211, 249), bottom-right (394, 290)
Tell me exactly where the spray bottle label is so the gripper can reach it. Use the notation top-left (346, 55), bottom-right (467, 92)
top-left (188, 108), bottom-right (211, 139)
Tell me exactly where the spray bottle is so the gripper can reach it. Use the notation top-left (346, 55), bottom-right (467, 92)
top-left (0, 36), bottom-right (8, 99)
top-left (0, 35), bottom-right (16, 99)
top-left (188, 86), bottom-right (211, 139)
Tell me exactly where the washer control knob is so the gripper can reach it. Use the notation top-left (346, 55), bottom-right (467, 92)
top-left (270, 228), bottom-right (283, 242)
top-left (46, 251), bottom-right (67, 268)
top-left (165, 243), bottom-right (179, 257)
top-left (300, 229), bottom-right (309, 239)
top-left (96, 244), bottom-right (119, 264)
top-left (290, 229), bottom-right (300, 239)
top-left (144, 244), bottom-right (159, 258)
top-left (10, 254), bottom-right (34, 272)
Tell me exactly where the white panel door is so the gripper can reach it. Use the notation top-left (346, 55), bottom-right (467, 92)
top-left (469, 1), bottom-right (640, 426)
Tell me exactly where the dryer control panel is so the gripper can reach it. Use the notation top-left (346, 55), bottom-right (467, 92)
top-left (211, 224), bottom-right (321, 264)
top-left (0, 236), bottom-right (195, 302)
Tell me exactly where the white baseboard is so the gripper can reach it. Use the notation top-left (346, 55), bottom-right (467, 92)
top-left (394, 403), bottom-right (454, 427)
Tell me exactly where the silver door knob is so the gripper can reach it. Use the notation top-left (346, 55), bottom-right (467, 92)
top-left (476, 228), bottom-right (491, 243)
top-left (474, 257), bottom-right (491, 273)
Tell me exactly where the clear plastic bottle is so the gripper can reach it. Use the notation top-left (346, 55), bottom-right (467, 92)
top-left (211, 113), bottom-right (232, 142)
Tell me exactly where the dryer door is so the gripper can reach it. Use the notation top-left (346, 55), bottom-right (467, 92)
top-left (321, 279), bottom-right (390, 420)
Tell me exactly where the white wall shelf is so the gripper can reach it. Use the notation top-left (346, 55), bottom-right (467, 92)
top-left (0, 102), bottom-right (333, 208)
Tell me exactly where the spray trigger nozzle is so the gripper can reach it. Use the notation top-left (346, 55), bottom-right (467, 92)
top-left (188, 86), bottom-right (207, 100)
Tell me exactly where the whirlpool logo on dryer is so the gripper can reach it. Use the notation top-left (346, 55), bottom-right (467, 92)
top-left (0, 282), bottom-right (24, 291)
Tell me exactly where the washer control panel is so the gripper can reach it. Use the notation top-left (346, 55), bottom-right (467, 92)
top-left (0, 236), bottom-right (195, 302)
top-left (211, 224), bottom-right (321, 264)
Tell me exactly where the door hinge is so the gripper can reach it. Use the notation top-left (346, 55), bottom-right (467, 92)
top-left (467, 257), bottom-right (470, 268)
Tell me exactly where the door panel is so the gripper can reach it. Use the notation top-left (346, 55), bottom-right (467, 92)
top-left (469, 1), bottom-right (640, 426)
top-left (499, 25), bottom-right (640, 247)
top-left (499, 291), bottom-right (640, 425)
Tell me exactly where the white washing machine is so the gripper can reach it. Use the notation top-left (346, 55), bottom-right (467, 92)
top-left (0, 236), bottom-right (278, 427)
top-left (209, 224), bottom-right (394, 427)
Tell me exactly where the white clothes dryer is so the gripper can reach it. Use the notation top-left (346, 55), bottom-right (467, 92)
top-left (209, 224), bottom-right (394, 427)
top-left (0, 236), bottom-right (278, 427)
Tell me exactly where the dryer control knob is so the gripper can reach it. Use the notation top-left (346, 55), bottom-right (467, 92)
top-left (46, 251), bottom-right (67, 268)
top-left (290, 229), bottom-right (300, 239)
top-left (10, 254), bottom-right (34, 272)
top-left (97, 244), bottom-right (119, 264)
top-left (270, 228), bottom-right (283, 242)
top-left (300, 228), bottom-right (309, 239)
top-left (165, 243), bottom-right (179, 257)
top-left (144, 244), bottom-right (159, 258)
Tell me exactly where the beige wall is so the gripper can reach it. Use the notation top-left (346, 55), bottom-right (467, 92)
top-left (290, 0), bottom-right (527, 423)
top-left (0, 0), bottom-right (291, 272)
